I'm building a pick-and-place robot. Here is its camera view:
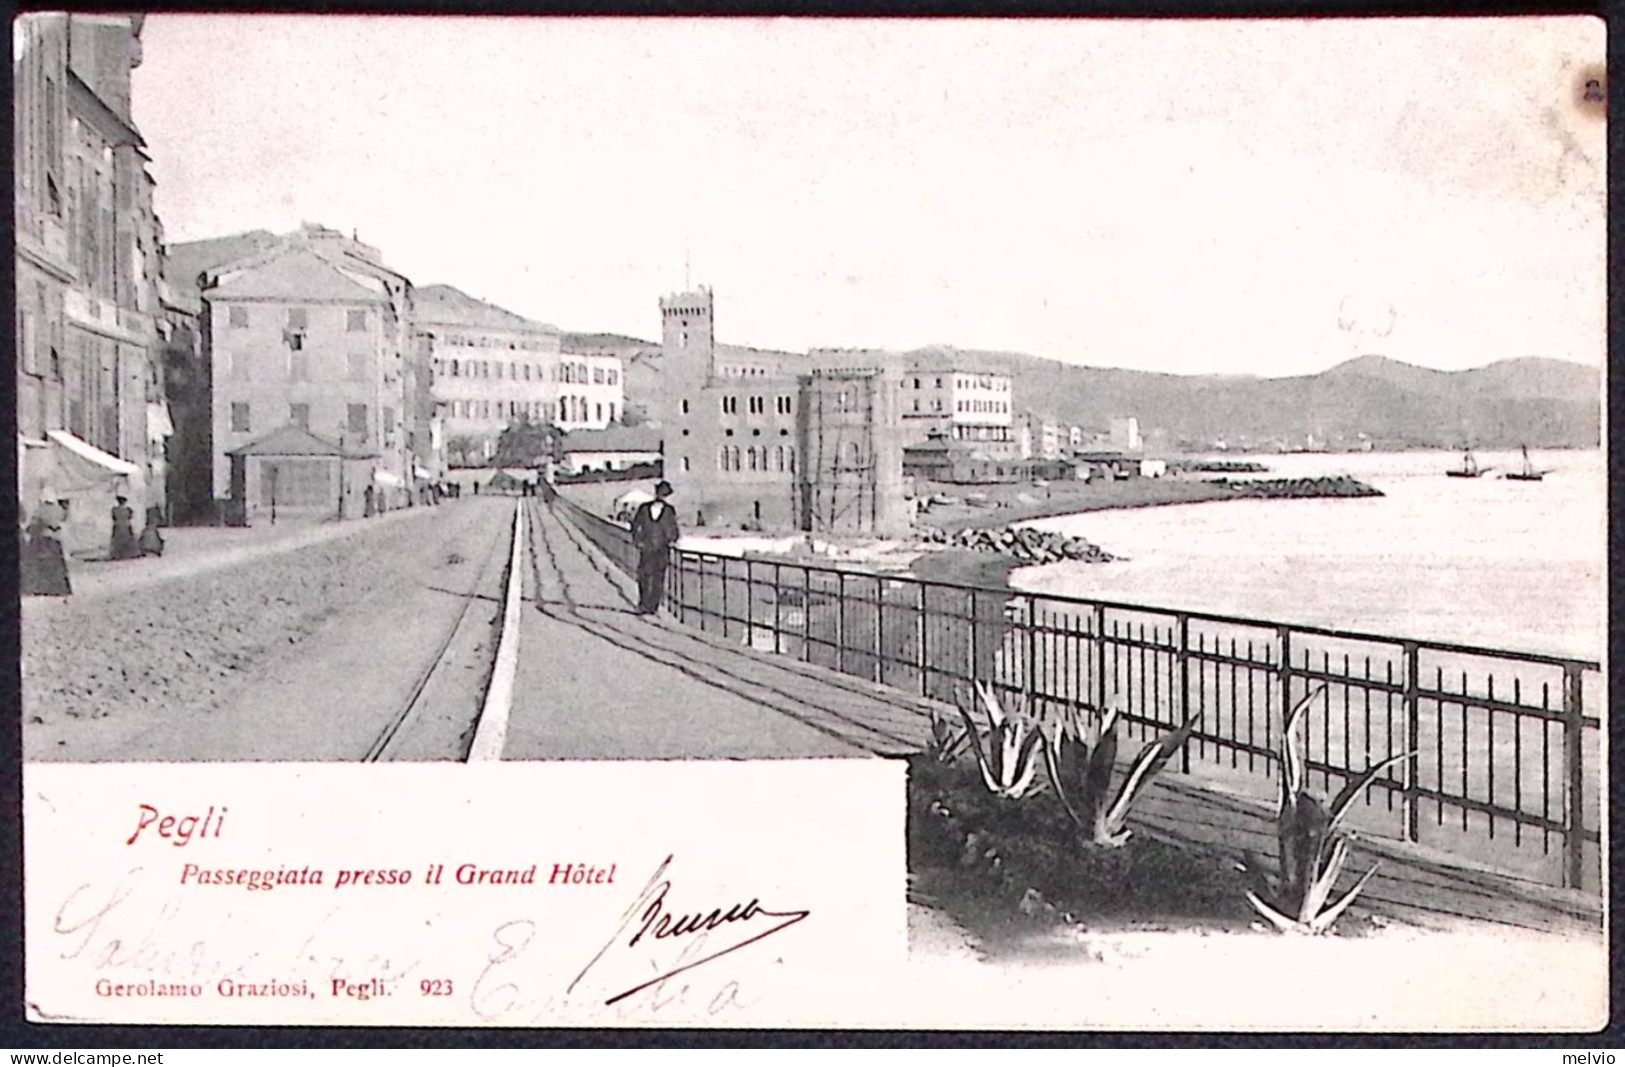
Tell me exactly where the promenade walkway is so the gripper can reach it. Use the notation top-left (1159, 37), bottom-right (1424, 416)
top-left (505, 496), bottom-right (1602, 938)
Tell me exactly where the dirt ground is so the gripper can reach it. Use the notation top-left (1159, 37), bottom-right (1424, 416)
top-left (22, 498), bottom-right (514, 762)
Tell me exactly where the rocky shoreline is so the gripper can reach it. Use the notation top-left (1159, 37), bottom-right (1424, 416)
top-left (1213, 474), bottom-right (1382, 500)
top-left (918, 524), bottom-right (1114, 566)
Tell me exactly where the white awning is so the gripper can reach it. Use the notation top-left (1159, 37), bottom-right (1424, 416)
top-left (413, 465), bottom-right (432, 480)
top-left (373, 469), bottom-right (405, 488)
top-left (48, 429), bottom-right (139, 477)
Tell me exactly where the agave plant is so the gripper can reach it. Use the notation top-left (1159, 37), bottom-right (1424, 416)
top-left (1042, 700), bottom-right (1205, 848)
top-left (926, 705), bottom-right (968, 765)
top-left (955, 682), bottom-right (1043, 800)
top-left (1239, 685), bottom-right (1411, 935)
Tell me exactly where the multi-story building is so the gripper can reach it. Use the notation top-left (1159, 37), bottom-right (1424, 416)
top-left (657, 288), bottom-right (907, 534)
top-left (417, 284), bottom-right (563, 466)
top-left (177, 224), bottom-right (430, 513)
top-left (814, 348), bottom-right (1015, 457)
top-left (14, 12), bottom-right (178, 552)
top-left (1018, 410), bottom-right (1066, 461)
top-left (1109, 415), bottom-right (1143, 452)
top-left (552, 349), bottom-right (626, 431)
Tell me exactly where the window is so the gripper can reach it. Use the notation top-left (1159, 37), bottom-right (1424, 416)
top-left (721, 396), bottom-right (739, 415)
top-left (682, 456), bottom-right (691, 473)
top-left (522, 363), bottom-right (531, 381)
top-left (730, 446), bottom-right (741, 471)
top-left (559, 399), bottom-right (569, 421)
top-left (719, 446), bottom-right (730, 471)
top-left (231, 402), bottom-right (251, 433)
top-left (347, 309), bottom-right (367, 332)
top-left (608, 369), bottom-right (618, 385)
top-left (774, 446), bottom-right (785, 472)
top-left (595, 403), bottom-right (603, 422)
top-left (348, 352), bottom-right (368, 382)
top-left (229, 306), bottom-right (249, 328)
top-left (286, 332), bottom-right (305, 351)
top-left (776, 396), bottom-right (792, 415)
top-left (681, 399), bottom-right (690, 416)
top-left (788, 446), bottom-right (796, 474)
top-left (608, 404), bottom-right (616, 422)
top-left (286, 307), bottom-right (308, 330)
top-left (593, 368), bottom-right (604, 385)
top-left (347, 403), bottom-right (368, 441)
top-left (748, 396), bottom-right (764, 415)
top-left (289, 403), bottom-right (310, 430)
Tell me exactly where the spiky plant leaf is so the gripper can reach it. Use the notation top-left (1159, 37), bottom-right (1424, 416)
top-left (1244, 890), bottom-right (1302, 933)
top-left (1300, 834), bottom-right (1351, 924)
top-left (1308, 861), bottom-right (1382, 934)
top-left (1323, 750), bottom-right (1413, 842)
top-left (1103, 708), bottom-right (1207, 837)
top-left (1042, 726), bottom-right (1088, 830)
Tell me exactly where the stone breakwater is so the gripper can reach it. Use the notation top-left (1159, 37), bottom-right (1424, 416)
top-left (919, 524), bottom-right (1115, 565)
top-left (1212, 475), bottom-right (1383, 499)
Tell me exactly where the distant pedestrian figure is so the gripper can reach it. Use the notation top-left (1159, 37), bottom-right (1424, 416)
top-left (137, 505), bottom-right (165, 557)
top-left (630, 481), bottom-right (679, 615)
top-left (22, 503), bottom-right (72, 596)
top-left (109, 495), bottom-right (140, 560)
top-left (364, 484), bottom-right (376, 518)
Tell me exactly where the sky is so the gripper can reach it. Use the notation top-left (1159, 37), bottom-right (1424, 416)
top-left (130, 16), bottom-right (1606, 376)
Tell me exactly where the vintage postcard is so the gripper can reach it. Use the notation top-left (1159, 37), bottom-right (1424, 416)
top-left (14, 14), bottom-right (1608, 1031)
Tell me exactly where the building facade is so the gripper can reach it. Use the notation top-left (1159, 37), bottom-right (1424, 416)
top-left (552, 349), bottom-right (626, 431)
top-left (14, 13), bottom-right (179, 552)
top-left (813, 348), bottom-right (1015, 457)
top-left (183, 225), bottom-right (428, 512)
top-left (417, 284), bottom-right (564, 466)
top-left (657, 289), bottom-right (907, 534)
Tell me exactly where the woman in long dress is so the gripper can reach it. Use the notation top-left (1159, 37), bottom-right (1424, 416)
top-left (109, 495), bottom-right (141, 559)
top-left (22, 503), bottom-right (72, 595)
top-left (137, 505), bottom-right (165, 557)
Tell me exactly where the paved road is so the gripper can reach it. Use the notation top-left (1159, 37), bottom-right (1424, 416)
top-left (503, 498), bottom-right (939, 761)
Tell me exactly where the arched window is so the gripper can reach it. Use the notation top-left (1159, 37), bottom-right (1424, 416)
top-left (788, 446), bottom-right (796, 474)
top-left (719, 446), bottom-right (730, 471)
top-left (844, 441), bottom-right (862, 469)
top-left (730, 446), bottom-right (741, 471)
top-left (747, 447), bottom-right (758, 472)
top-left (774, 446), bottom-right (784, 472)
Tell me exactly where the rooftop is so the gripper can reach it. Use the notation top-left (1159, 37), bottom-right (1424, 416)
top-left (558, 425), bottom-right (662, 454)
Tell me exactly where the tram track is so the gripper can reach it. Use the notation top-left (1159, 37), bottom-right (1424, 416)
top-left (363, 497), bottom-right (524, 762)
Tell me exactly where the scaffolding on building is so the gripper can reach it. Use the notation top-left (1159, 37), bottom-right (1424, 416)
top-left (798, 369), bottom-right (879, 533)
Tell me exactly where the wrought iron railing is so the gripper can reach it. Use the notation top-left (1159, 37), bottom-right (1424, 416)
top-left (542, 486), bottom-right (1603, 893)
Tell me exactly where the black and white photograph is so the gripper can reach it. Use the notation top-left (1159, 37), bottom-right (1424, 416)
top-left (13, 13), bottom-right (1608, 1031)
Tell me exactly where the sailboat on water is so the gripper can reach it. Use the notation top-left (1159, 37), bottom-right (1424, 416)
top-left (1446, 446), bottom-right (1489, 478)
top-left (1503, 445), bottom-right (1549, 482)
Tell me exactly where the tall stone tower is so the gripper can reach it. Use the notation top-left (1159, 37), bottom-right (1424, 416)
top-left (657, 287), bottom-right (716, 513)
top-left (659, 287), bottom-right (715, 378)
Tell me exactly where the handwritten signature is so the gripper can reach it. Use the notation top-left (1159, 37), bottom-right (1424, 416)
top-left (572, 853), bottom-right (810, 1006)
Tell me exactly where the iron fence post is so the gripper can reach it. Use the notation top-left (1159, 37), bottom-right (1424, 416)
top-left (746, 559), bottom-right (755, 648)
top-left (803, 567), bottom-right (812, 663)
top-left (1093, 603), bottom-right (1107, 715)
top-left (836, 572), bottom-right (846, 675)
top-left (1024, 596), bottom-right (1038, 718)
top-left (916, 581), bottom-right (928, 697)
top-left (698, 555), bottom-right (707, 629)
top-left (1178, 613), bottom-right (1191, 774)
top-left (968, 589), bottom-right (979, 696)
top-left (873, 576), bottom-right (885, 685)
top-left (1562, 662), bottom-right (1585, 890)
top-left (721, 557), bottom-right (730, 640)
top-left (1278, 625), bottom-right (1294, 779)
top-left (1403, 640), bottom-right (1420, 843)
top-left (677, 550), bottom-right (686, 625)
top-left (773, 562), bottom-right (783, 655)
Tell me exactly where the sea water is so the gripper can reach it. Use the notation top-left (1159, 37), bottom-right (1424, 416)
top-left (1014, 449), bottom-right (1605, 662)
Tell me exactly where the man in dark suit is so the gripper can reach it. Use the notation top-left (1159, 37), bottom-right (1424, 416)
top-left (630, 481), bottom-right (680, 615)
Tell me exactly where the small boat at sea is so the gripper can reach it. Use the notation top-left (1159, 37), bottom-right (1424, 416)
top-left (1446, 447), bottom-right (1489, 478)
top-left (1503, 445), bottom-right (1548, 482)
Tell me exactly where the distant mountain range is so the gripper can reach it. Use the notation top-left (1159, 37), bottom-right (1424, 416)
top-left (562, 330), bottom-right (1601, 450)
